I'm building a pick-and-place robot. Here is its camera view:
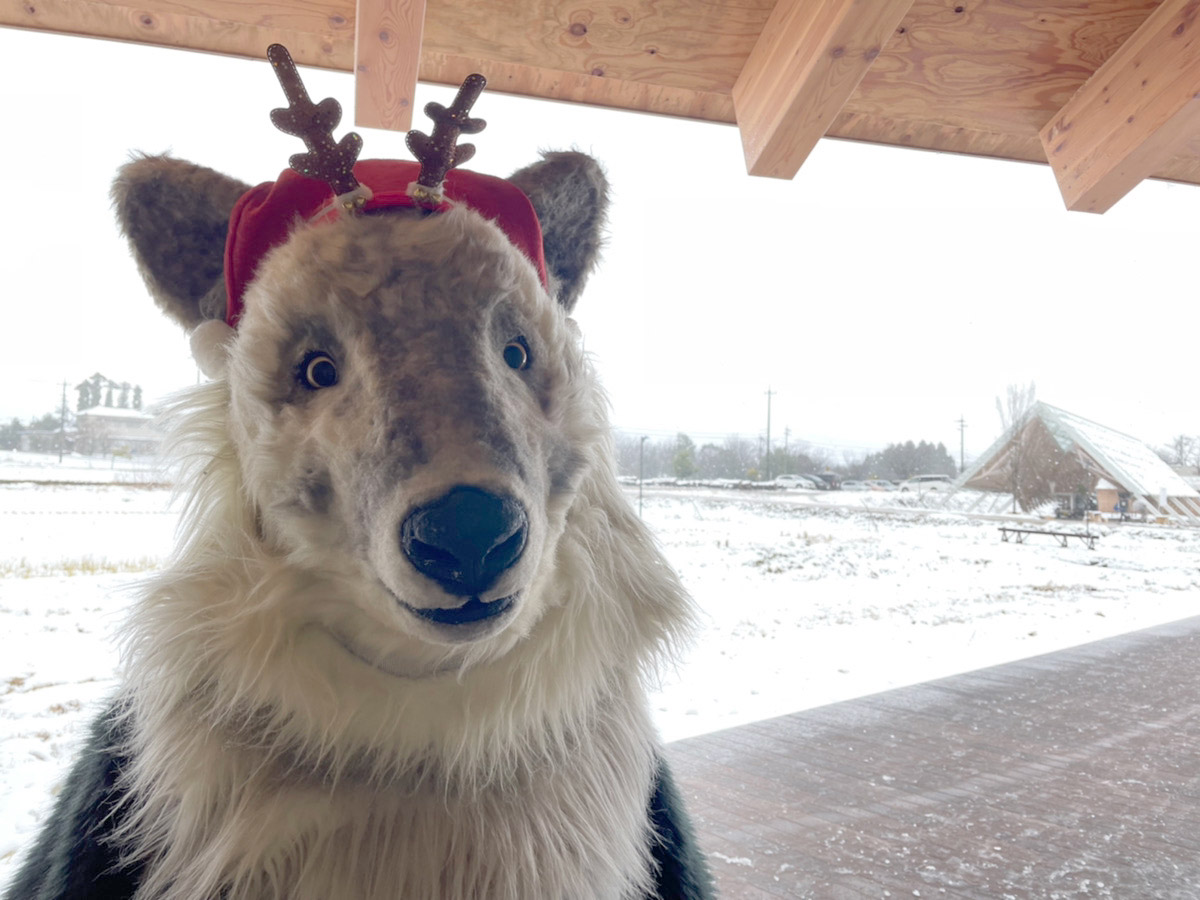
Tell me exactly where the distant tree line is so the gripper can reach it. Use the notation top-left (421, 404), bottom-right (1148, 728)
top-left (845, 441), bottom-right (957, 481)
top-left (614, 432), bottom-right (955, 482)
top-left (0, 413), bottom-right (62, 450)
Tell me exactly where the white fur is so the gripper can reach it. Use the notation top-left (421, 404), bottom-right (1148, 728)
top-left (116, 207), bottom-right (696, 899)
top-left (189, 318), bottom-right (235, 378)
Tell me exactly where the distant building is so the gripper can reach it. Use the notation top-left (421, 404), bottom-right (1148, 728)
top-left (75, 406), bottom-right (160, 456)
top-left (960, 402), bottom-right (1200, 521)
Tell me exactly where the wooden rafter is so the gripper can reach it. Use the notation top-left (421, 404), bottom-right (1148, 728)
top-left (354, 0), bottom-right (425, 132)
top-left (1040, 0), bottom-right (1200, 213)
top-left (5, 0), bottom-right (1200, 204)
top-left (731, 0), bottom-right (915, 179)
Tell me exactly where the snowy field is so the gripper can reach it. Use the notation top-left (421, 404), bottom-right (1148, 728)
top-left (0, 449), bottom-right (165, 485)
top-left (2, 454), bottom-right (1199, 882)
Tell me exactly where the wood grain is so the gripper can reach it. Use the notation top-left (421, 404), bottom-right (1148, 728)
top-left (1039, 0), bottom-right (1200, 212)
top-left (354, 0), bottom-right (425, 131)
top-left (0, 0), bottom-right (352, 68)
top-left (421, 0), bottom-right (772, 95)
top-left (731, 0), bottom-right (916, 178)
top-left (848, 0), bottom-right (1160, 135)
top-left (670, 618), bottom-right (1200, 896)
top-left (418, 49), bottom-right (737, 122)
top-left (4, 0), bottom-right (1200, 193)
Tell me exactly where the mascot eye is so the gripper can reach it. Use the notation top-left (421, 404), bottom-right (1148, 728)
top-left (503, 337), bottom-right (531, 371)
top-left (300, 352), bottom-right (338, 389)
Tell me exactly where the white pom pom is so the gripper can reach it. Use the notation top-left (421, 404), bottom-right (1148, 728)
top-left (190, 319), bottom-right (236, 379)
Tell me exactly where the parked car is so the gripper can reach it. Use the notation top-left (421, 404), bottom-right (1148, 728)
top-left (841, 480), bottom-right (871, 491)
top-left (865, 480), bottom-right (895, 491)
top-left (773, 474), bottom-right (816, 489)
top-left (898, 474), bottom-right (954, 492)
top-left (806, 473), bottom-right (838, 490)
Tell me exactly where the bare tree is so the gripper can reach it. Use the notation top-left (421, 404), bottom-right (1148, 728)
top-left (722, 434), bottom-right (757, 479)
top-left (996, 381), bottom-right (1037, 431)
top-left (1164, 434), bottom-right (1198, 472)
top-left (996, 381), bottom-right (1037, 512)
top-left (841, 449), bottom-right (866, 477)
top-left (613, 432), bottom-right (642, 477)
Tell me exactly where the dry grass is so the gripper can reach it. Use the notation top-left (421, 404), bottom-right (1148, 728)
top-left (0, 556), bottom-right (161, 578)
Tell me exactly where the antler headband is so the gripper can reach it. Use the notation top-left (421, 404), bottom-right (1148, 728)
top-left (406, 74), bottom-right (487, 206)
top-left (221, 46), bottom-right (548, 328)
top-left (267, 44), bottom-right (367, 211)
top-left (268, 44), bottom-right (487, 211)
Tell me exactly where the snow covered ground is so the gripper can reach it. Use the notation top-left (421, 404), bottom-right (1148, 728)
top-left (2, 453), bottom-right (1198, 881)
top-left (0, 449), bottom-right (165, 485)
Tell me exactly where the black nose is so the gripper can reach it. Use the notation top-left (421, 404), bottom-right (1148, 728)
top-left (400, 487), bottom-right (528, 596)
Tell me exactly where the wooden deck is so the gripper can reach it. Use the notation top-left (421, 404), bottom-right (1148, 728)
top-left (667, 616), bottom-right (1200, 898)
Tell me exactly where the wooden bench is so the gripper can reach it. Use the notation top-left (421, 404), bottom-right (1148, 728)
top-left (999, 526), bottom-right (1098, 549)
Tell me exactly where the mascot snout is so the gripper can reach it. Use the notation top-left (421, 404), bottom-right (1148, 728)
top-left (401, 486), bottom-right (529, 599)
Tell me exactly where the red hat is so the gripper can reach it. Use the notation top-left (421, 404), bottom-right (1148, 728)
top-left (224, 160), bottom-right (548, 329)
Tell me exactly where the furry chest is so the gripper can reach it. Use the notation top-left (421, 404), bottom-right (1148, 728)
top-left (138, 742), bottom-right (660, 900)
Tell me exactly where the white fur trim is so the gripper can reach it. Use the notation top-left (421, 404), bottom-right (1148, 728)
top-left (190, 319), bottom-right (236, 378)
top-left (311, 184), bottom-right (374, 221)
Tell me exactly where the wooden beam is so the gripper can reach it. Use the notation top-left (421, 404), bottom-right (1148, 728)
top-left (731, 0), bottom-right (915, 179)
top-left (0, 0), bottom-right (351, 69)
top-left (353, 0), bottom-right (425, 132)
top-left (9, 0), bottom-right (1200, 189)
top-left (1040, 0), bottom-right (1200, 213)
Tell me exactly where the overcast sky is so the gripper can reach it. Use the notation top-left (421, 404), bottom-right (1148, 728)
top-left (2, 27), bottom-right (1197, 462)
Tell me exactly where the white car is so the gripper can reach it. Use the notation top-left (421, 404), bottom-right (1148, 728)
top-left (899, 474), bottom-right (954, 492)
top-left (841, 480), bottom-right (871, 491)
top-left (773, 474), bottom-right (816, 489)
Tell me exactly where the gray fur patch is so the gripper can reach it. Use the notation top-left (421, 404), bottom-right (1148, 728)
top-left (295, 468), bottom-right (334, 515)
top-left (112, 155), bottom-right (249, 330)
top-left (547, 441), bottom-right (586, 496)
top-left (507, 152), bottom-right (609, 313)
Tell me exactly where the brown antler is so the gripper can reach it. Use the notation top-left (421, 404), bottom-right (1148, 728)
top-left (406, 75), bottom-right (487, 204)
top-left (267, 44), bottom-right (364, 201)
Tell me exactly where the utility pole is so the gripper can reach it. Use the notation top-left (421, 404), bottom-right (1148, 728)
top-left (58, 381), bottom-right (67, 463)
top-left (957, 415), bottom-right (967, 473)
top-left (764, 387), bottom-right (775, 481)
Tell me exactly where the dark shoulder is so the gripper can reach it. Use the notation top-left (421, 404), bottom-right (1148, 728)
top-left (4, 701), bottom-right (142, 900)
top-left (647, 753), bottom-right (715, 900)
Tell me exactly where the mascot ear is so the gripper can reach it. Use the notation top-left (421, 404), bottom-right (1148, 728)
top-left (507, 151), bottom-right (609, 314)
top-left (112, 154), bottom-right (249, 331)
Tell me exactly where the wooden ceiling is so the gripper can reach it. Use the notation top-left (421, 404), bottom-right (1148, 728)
top-left (4, 0), bottom-right (1200, 213)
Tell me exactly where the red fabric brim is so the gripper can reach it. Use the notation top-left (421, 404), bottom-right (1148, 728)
top-left (224, 160), bottom-right (548, 328)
